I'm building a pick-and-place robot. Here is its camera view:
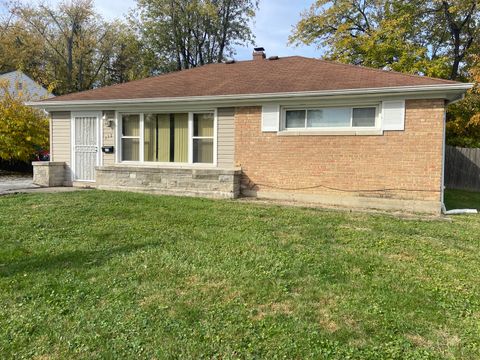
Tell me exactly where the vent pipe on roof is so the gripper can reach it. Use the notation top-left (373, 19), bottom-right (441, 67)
top-left (253, 47), bottom-right (266, 61)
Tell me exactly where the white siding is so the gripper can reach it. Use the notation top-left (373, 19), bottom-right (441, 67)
top-left (50, 111), bottom-right (71, 183)
top-left (217, 107), bottom-right (235, 168)
top-left (103, 111), bottom-right (115, 166)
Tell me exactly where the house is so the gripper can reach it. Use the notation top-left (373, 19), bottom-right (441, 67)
top-left (28, 48), bottom-right (472, 214)
top-left (0, 70), bottom-right (52, 100)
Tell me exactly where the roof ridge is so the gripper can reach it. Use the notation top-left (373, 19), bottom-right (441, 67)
top-left (315, 58), bottom-right (459, 84)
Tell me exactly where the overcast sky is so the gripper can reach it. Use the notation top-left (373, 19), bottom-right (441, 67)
top-left (46, 0), bottom-right (321, 60)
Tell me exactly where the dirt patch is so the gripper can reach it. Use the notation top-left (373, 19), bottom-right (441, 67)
top-left (405, 333), bottom-right (433, 348)
top-left (318, 309), bottom-right (340, 333)
top-left (251, 301), bottom-right (294, 321)
top-left (338, 224), bottom-right (373, 232)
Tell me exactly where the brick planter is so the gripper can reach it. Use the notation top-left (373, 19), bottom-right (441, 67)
top-left (32, 161), bottom-right (66, 187)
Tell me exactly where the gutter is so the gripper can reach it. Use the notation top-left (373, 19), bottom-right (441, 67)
top-left (27, 83), bottom-right (474, 109)
top-left (445, 92), bottom-right (467, 105)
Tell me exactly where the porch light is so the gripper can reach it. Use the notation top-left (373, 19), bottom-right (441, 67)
top-left (103, 114), bottom-right (114, 128)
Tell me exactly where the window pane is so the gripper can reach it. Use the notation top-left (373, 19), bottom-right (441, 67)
top-left (353, 107), bottom-right (376, 127)
top-left (194, 113), bottom-right (214, 137)
top-left (306, 110), bottom-right (323, 127)
top-left (193, 138), bottom-right (213, 163)
top-left (121, 138), bottom-right (139, 161)
top-left (142, 113), bottom-right (187, 163)
top-left (144, 114), bottom-right (170, 162)
top-left (122, 114), bottom-right (140, 136)
top-left (285, 110), bottom-right (306, 128)
top-left (174, 113), bottom-right (188, 163)
top-left (309, 108), bottom-right (351, 127)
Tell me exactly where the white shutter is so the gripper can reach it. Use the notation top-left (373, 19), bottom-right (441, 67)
top-left (382, 100), bottom-right (405, 131)
top-left (261, 104), bottom-right (280, 132)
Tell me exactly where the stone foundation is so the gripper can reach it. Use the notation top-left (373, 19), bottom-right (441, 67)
top-left (32, 161), bottom-right (66, 187)
top-left (242, 189), bottom-right (441, 214)
top-left (95, 165), bottom-right (241, 199)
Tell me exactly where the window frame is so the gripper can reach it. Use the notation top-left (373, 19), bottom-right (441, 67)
top-left (119, 113), bottom-right (143, 162)
top-left (190, 112), bottom-right (216, 164)
top-left (116, 110), bottom-right (217, 166)
top-left (281, 104), bottom-right (381, 132)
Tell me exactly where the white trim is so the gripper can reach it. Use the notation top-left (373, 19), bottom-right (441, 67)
top-left (114, 111), bottom-right (120, 164)
top-left (277, 129), bottom-right (383, 136)
top-left (70, 115), bottom-right (74, 182)
top-left (117, 110), bottom-right (216, 166)
top-left (382, 100), bottom-right (406, 131)
top-left (118, 113), bottom-right (141, 162)
top-left (188, 112), bottom-right (193, 164)
top-left (140, 113), bottom-right (145, 163)
top-left (214, 108), bottom-right (218, 166)
top-left (261, 104), bottom-right (280, 132)
top-left (99, 111), bottom-right (104, 167)
top-left (28, 84), bottom-right (473, 110)
top-left (72, 111), bottom-right (103, 117)
top-left (70, 111), bottom-right (102, 182)
top-left (191, 111), bottom-right (216, 166)
top-left (280, 104), bottom-right (381, 133)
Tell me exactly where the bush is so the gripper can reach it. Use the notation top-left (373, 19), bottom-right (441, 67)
top-left (0, 81), bottom-right (49, 162)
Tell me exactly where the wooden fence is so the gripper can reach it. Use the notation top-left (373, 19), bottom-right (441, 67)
top-left (445, 145), bottom-right (480, 192)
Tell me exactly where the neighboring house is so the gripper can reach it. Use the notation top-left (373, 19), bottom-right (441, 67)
top-left (0, 70), bottom-right (53, 100)
top-left (29, 48), bottom-right (472, 214)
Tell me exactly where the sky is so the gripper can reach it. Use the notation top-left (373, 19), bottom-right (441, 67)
top-left (45, 0), bottom-right (321, 61)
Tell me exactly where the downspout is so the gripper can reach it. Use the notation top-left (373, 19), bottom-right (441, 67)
top-left (440, 107), bottom-right (447, 214)
top-left (48, 110), bottom-right (52, 161)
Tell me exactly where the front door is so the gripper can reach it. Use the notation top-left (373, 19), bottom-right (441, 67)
top-left (73, 112), bottom-right (100, 181)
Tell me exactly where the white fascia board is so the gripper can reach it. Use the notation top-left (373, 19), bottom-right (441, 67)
top-left (27, 83), bottom-right (474, 111)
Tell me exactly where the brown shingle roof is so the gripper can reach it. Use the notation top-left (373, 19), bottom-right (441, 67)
top-left (48, 56), bottom-right (460, 102)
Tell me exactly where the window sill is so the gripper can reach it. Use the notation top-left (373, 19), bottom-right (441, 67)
top-left (97, 164), bottom-right (241, 174)
top-left (114, 162), bottom-right (218, 169)
top-left (277, 129), bottom-right (383, 136)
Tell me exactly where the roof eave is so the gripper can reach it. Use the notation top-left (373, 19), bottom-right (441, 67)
top-left (27, 83), bottom-right (474, 111)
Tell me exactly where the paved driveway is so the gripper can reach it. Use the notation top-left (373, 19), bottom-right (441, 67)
top-left (0, 171), bottom-right (38, 193)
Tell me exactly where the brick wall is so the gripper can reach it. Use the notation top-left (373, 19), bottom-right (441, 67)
top-left (234, 99), bottom-right (445, 209)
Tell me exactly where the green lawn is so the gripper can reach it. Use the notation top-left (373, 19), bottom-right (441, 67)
top-left (445, 189), bottom-right (480, 210)
top-left (1, 191), bottom-right (480, 359)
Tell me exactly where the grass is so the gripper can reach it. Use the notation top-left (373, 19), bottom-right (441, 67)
top-left (1, 190), bottom-right (480, 359)
top-left (445, 189), bottom-right (480, 210)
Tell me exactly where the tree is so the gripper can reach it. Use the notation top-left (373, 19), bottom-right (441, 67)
top-left (290, 0), bottom-right (480, 147)
top-left (0, 2), bottom-right (48, 85)
top-left (0, 0), bottom-right (147, 95)
top-left (0, 81), bottom-right (49, 162)
top-left (447, 57), bottom-right (480, 148)
top-left (13, 0), bottom-right (118, 94)
top-left (290, 0), bottom-right (479, 80)
top-left (133, 0), bottom-right (258, 72)
top-left (101, 22), bottom-right (148, 85)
